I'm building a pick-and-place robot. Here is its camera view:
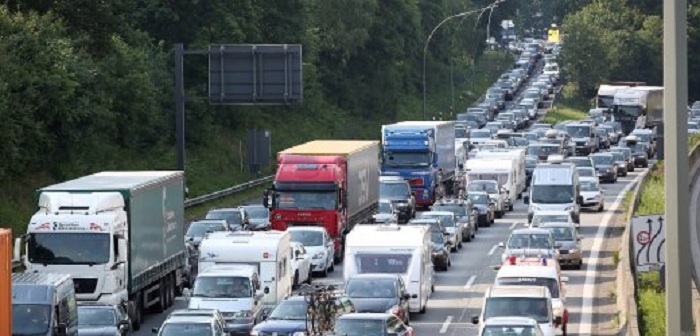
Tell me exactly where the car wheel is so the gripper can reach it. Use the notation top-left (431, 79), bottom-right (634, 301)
top-left (465, 231), bottom-right (472, 242)
top-left (563, 323), bottom-right (568, 336)
top-left (293, 271), bottom-right (299, 289)
top-left (306, 269), bottom-right (313, 284)
top-left (598, 203), bottom-right (604, 212)
top-left (329, 259), bottom-right (335, 272)
top-left (509, 203), bottom-right (514, 211)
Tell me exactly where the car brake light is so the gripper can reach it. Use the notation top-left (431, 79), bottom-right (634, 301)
top-left (508, 256), bottom-right (517, 265)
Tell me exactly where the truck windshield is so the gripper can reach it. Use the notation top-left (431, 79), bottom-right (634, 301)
top-left (614, 105), bottom-right (643, 118)
top-left (598, 96), bottom-right (614, 108)
top-left (274, 191), bottom-right (336, 210)
top-left (12, 304), bottom-right (51, 335)
top-left (496, 277), bottom-right (560, 298)
top-left (383, 152), bottom-right (430, 168)
top-left (192, 276), bottom-right (251, 298)
top-left (530, 185), bottom-right (574, 204)
top-left (565, 125), bottom-right (591, 138)
top-left (379, 182), bottom-right (409, 198)
top-left (28, 233), bottom-right (110, 265)
top-left (355, 253), bottom-right (412, 274)
top-left (483, 297), bottom-right (550, 324)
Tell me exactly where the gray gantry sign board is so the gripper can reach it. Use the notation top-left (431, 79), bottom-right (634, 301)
top-left (208, 44), bottom-right (303, 105)
top-left (631, 214), bottom-right (666, 272)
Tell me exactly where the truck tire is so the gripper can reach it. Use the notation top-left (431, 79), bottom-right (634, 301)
top-left (167, 273), bottom-right (176, 308)
top-left (154, 279), bottom-right (166, 313)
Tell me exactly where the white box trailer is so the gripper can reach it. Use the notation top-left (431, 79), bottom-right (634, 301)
top-left (465, 158), bottom-right (522, 206)
top-left (197, 231), bottom-right (292, 307)
top-left (344, 225), bottom-right (433, 313)
top-left (474, 148), bottom-right (527, 195)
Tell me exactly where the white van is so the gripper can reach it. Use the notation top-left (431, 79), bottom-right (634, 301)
top-left (474, 148), bottom-right (527, 195)
top-left (197, 231), bottom-right (292, 307)
top-left (495, 262), bottom-right (569, 335)
top-left (524, 162), bottom-right (582, 223)
top-left (472, 285), bottom-right (561, 336)
top-left (187, 265), bottom-right (264, 333)
top-left (344, 224), bottom-right (433, 313)
top-left (464, 159), bottom-right (520, 210)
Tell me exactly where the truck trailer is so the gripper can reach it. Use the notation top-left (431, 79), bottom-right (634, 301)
top-left (612, 86), bottom-right (663, 134)
top-left (14, 171), bottom-right (186, 330)
top-left (265, 140), bottom-right (380, 262)
top-left (381, 121), bottom-right (456, 207)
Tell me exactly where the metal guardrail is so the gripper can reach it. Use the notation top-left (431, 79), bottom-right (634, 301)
top-left (183, 175), bottom-right (273, 208)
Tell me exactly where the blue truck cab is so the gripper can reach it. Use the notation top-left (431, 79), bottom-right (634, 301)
top-left (381, 121), bottom-right (456, 208)
top-left (12, 273), bottom-right (78, 336)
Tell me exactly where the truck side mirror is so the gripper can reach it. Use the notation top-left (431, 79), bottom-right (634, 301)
top-left (117, 238), bottom-right (128, 263)
top-left (13, 237), bottom-right (23, 262)
top-left (342, 191), bottom-right (348, 208)
top-left (577, 195), bottom-right (584, 205)
top-left (263, 189), bottom-right (271, 208)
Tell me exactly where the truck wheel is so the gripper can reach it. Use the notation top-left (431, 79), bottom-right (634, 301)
top-left (563, 323), bottom-right (568, 336)
top-left (508, 203), bottom-right (514, 211)
top-left (293, 271), bottom-right (299, 289)
top-left (128, 301), bottom-right (141, 331)
top-left (154, 279), bottom-right (166, 313)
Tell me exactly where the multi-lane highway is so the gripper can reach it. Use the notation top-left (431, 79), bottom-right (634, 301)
top-left (133, 58), bottom-right (647, 336)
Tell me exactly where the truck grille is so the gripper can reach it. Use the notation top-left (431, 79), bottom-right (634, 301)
top-left (73, 278), bottom-right (98, 294)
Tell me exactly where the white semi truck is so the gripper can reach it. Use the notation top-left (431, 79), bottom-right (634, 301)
top-left (14, 171), bottom-right (186, 330)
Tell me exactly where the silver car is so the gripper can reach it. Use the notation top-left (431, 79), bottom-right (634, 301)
top-left (372, 200), bottom-right (399, 224)
top-left (579, 177), bottom-right (605, 212)
top-left (431, 198), bottom-right (477, 242)
top-left (467, 180), bottom-right (508, 217)
top-left (541, 222), bottom-right (583, 269)
top-left (499, 228), bottom-right (558, 263)
top-left (416, 211), bottom-right (463, 252)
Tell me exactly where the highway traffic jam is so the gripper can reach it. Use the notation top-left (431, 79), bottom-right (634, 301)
top-left (9, 38), bottom-right (664, 336)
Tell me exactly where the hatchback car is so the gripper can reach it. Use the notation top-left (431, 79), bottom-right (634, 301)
top-left (541, 222), bottom-right (583, 269)
top-left (345, 274), bottom-right (413, 325)
top-left (466, 191), bottom-right (496, 227)
top-left (417, 211), bottom-right (463, 251)
top-left (590, 153), bottom-right (619, 183)
top-left (431, 198), bottom-right (477, 241)
top-left (610, 151), bottom-right (628, 177)
top-left (610, 147), bottom-right (635, 172)
top-left (251, 295), bottom-right (355, 336)
top-left (330, 313), bottom-right (414, 336)
top-left (78, 302), bottom-right (131, 336)
top-left (579, 177), bottom-right (605, 212)
top-left (373, 200), bottom-right (399, 224)
top-left (240, 204), bottom-right (270, 231)
top-left (185, 219), bottom-right (229, 248)
top-left (205, 207), bottom-right (250, 231)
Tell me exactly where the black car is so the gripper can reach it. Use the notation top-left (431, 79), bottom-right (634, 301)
top-left (204, 207), bottom-right (250, 231)
top-left (430, 230), bottom-right (451, 271)
top-left (431, 198), bottom-right (477, 241)
top-left (185, 219), bottom-right (229, 248)
top-left (465, 191), bottom-right (495, 227)
top-left (77, 302), bottom-right (131, 336)
top-left (590, 153), bottom-right (619, 183)
top-left (345, 274), bottom-right (413, 325)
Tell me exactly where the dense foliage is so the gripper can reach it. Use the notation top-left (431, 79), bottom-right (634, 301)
top-left (543, 0), bottom-right (700, 102)
top-left (0, 1), bottom-right (518, 232)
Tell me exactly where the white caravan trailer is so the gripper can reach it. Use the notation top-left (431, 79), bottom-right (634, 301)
top-left (474, 148), bottom-right (527, 194)
top-left (344, 224), bottom-right (433, 313)
top-left (197, 230), bottom-right (292, 307)
top-left (464, 158), bottom-right (522, 207)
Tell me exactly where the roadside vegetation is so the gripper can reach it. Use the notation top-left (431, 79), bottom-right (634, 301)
top-left (0, 1), bottom-right (517, 235)
top-left (542, 83), bottom-right (589, 124)
top-left (637, 271), bottom-right (665, 336)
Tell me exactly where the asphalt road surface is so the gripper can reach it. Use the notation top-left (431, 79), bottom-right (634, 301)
top-left (135, 61), bottom-right (643, 335)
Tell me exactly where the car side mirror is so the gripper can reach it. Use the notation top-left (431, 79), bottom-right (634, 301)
top-left (255, 290), bottom-right (265, 301)
top-left (152, 327), bottom-right (159, 334)
top-left (523, 195), bottom-right (529, 204)
top-left (403, 293), bottom-right (411, 300)
top-left (263, 189), bottom-right (271, 208)
top-left (472, 315), bottom-right (480, 324)
top-left (561, 276), bottom-right (569, 283)
top-left (498, 242), bottom-right (505, 248)
top-left (118, 320), bottom-right (130, 331)
top-left (56, 324), bottom-right (67, 336)
top-left (577, 195), bottom-right (584, 205)
top-left (411, 293), bottom-right (418, 299)
top-left (264, 286), bottom-right (270, 294)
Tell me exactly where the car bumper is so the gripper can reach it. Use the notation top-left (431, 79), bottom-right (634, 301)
top-left (575, 146), bottom-right (592, 155)
top-left (432, 254), bottom-right (448, 267)
top-left (311, 259), bottom-right (328, 271)
top-left (597, 171), bottom-right (616, 181)
top-left (581, 199), bottom-right (602, 209)
top-left (634, 157), bottom-right (648, 166)
top-left (226, 322), bottom-right (255, 335)
top-left (478, 214), bottom-right (490, 225)
top-left (558, 250), bottom-right (582, 264)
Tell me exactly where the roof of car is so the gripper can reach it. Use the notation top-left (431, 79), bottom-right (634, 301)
top-left (287, 226), bottom-right (328, 233)
top-left (164, 315), bottom-right (215, 324)
top-left (532, 210), bottom-right (571, 216)
top-left (512, 228), bottom-right (551, 235)
top-left (579, 176), bottom-right (600, 183)
top-left (348, 274), bottom-right (402, 281)
top-left (483, 316), bottom-right (539, 326)
top-left (539, 222), bottom-right (577, 229)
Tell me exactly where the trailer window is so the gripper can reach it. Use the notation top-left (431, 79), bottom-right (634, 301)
top-left (355, 253), bottom-right (412, 274)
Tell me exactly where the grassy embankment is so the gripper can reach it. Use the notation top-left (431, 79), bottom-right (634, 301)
top-left (542, 83), bottom-right (590, 124)
top-left (0, 51), bottom-right (515, 230)
top-left (633, 133), bottom-right (700, 335)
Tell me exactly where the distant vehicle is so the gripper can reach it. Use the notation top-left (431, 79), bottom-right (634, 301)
top-left (241, 204), bottom-right (271, 231)
top-left (590, 153), bottom-right (619, 183)
top-left (372, 200), bottom-right (399, 224)
top-left (612, 86), bottom-right (663, 134)
top-left (185, 219), bottom-right (229, 248)
top-left (287, 226), bottom-right (335, 277)
top-left (579, 177), bottom-right (605, 212)
top-left (379, 176), bottom-right (416, 222)
top-left (153, 314), bottom-right (228, 336)
top-left (478, 317), bottom-right (546, 336)
top-left (331, 313), bottom-right (414, 336)
top-left (345, 274), bottom-right (412, 325)
top-left (205, 207), bottom-right (250, 231)
top-left (541, 222), bottom-right (583, 269)
top-left (251, 295), bottom-right (356, 336)
top-left (466, 191), bottom-right (496, 227)
top-left (529, 210), bottom-right (576, 227)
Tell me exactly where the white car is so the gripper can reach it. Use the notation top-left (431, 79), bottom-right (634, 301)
top-left (290, 241), bottom-right (312, 288)
top-left (479, 317), bottom-right (546, 336)
top-left (543, 63), bottom-right (560, 82)
top-left (579, 176), bottom-right (605, 212)
top-left (287, 226), bottom-right (335, 277)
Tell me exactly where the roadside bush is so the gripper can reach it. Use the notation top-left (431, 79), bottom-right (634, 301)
top-left (637, 272), bottom-right (665, 336)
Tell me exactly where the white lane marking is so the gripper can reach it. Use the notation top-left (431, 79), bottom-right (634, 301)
top-left (464, 275), bottom-right (476, 289)
top-left (509, 222), bottom-right (518, 230)
top-left (578, 171), bottom-right (648, 335)
top-left (440, 316), bottom-right (454, 333)
top-left (488, 245), bottom-right (498, 256)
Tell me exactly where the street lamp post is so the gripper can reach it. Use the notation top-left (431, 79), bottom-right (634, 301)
top-left (422, 1), bottom-right (504, 120)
